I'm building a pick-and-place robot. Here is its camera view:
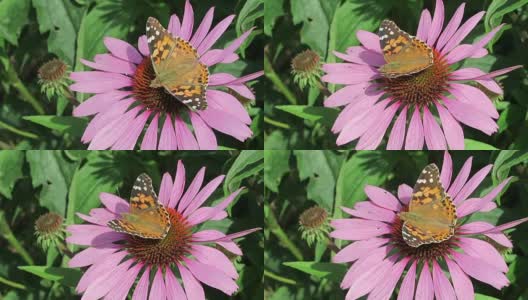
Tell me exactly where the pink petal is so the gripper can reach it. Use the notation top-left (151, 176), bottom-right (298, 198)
top-left (440, 151), bottom-right (453, 189)
top-left (330, 219), bottom-right (392, 240)
top-left (206, 90), bottom-right (251, 124)
top-left (446, 24), bottom-right (505, 64)
top-left (70, 73), bottom-right (132, 93)
top-left (76, 251), bottom-right (127, 293)
top-left (73, 90), bottom-right (131, 117)
top-left (475, 217), bottom-right (528, 235)
top-left (443, 97), bottom-right (498, 135)
top-left (416, 9), bottom-right (432, 40)
top-left (174, 116), bottom-right (199, 150)
top-left (476, 78), bottom-right (503, 94)
top-left (387, 106), bottom-right (407, 150)
top-left (177, 167), bottom-right (205, 212)
top-left (450, 83), bottom-right (498, 118)
top-left (332, 89), bottom-right (384, 133)
top-left (140, 113), bottom-right (159, 150)
top-left (457, 237), bottom-right (507, 272)
top-left (458, 221), bottom-right (513, 248)
top-left (198, 107), bottom-right (252, 142)
top-left (472, 65), bottom-right (523, 80)
top-left (415, 263), bottom-right (434, 300)
top-left (178, 264), bottom-right (205, 300)
top-left (159, 116), bottom-right (177, 150)
top-left (447, 156), bottom-right (472, 198)
top-left (80, 55), bottom-right (136, 75)
top-left (364, 185), bottom-right (401, 211)
top-left (450, 67), bottom-right (485, 80)
top-left (324, 82), bottom-right (373, 108)
top-left (436, 104), bottom-right (464, 150)
top-left (104, 263), bottom-right (142, 300)
top-left (333, 238), bottom-right (389, 263)
top-left (397, 261), bottom-right (417, 300)
top-left (405, 108), bottom-right (424, 150)
top-left (452, 252), bottom-right (509, 289)
top-left (111, 110), bottom-right (151, 150)
top-left (342, 201), bottom-right (396, 222)
top-left (190, 7), bottom-right (214, 47)
top-left (189, 112), bottom-right (217, 150)
top-left (336, 47), bottom-right (385, 66)
top-left (356, 102), bottom-right (400, 150)
top-left (99, 192), bottom-right (129, 214)
top-left (68, 246), bottom-right (119, 268)
top-left (149, 267), bottom-right (166, 300)
top-left (453, 164), bottom-right (492, 205)
top-left (426, 0), bottom-right (445, 46)
top-left (81, 99), bottom-right (133, 143)
top-left (336, 98), bottom-right (388, 145)
top-left (345, 256), bottom-right (393, 299)
top-left (445, 258), bottom-right (474, 300)
top-left (192, 245), bottom-right (238, 279)
top-left (138, 35), bottom-right (149, 56)
top-left (168, 14), bottom-right (181, 37)
top-left (422, 106), bottom-right (447, 149)
top-left (183, 175), bottom-right (225, 216)
top-left (436, 3), bottom-right (465, 50)
top-left (356, 30), bottom-right (382, 53)
top-left (368, 257), bottom-right (409, 300)
top-left (168, 160), bottom-right (186, 208)
top-left (184, 258), bottom-right (238, 295)
top-left (442, 11), bottom-right (485, 54)
top-left (158, 172), bottom-right (173, 206)
top-left (132, 267), bottom-right (150, 300)
top-left (432, 260), bottom-right (456, 300)
top-left (203, 28), bottom-right (252, 66)
top-left (103, 37), bottom-right (143, 64)
top-left (457, 177), bottom-right (511, 217)
top-left (197, 15), bottom-right (235, 55)
top-left (179, 0), bottom-right (194, 41)
top-left (164, 268), bottom-right (187, 300)
top-left (340, 246), bottom-right (389, 289)
top-left (88, 106), bottom-right (141, 150)
top-left (322, 68), bottom-right (380, 84)
top-left (398, 184), bottom-right (412, 205)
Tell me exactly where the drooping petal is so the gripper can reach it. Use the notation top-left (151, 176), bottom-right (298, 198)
top-left (356, 30), bottom-right (382, 53)
top-left (178, 264), bottom-right (205, 300)
top-left (198, 107), bottom-right (253, 142)
top-left (132, 267), bottom-right (150, 300)
top-left (140, 113), bottom-right (159, 150)
top-left (330, 219), bottom-right (392, 240)
top-left (184, 258), bottom-right (238, 295)
top-left (103, 37), bottom-right (143, 64)
top-left (452, 252), bottom-right (509, 289)
top-left (397, 261), bottom-right (416, 300)
top-left (445, 258), bottom-right (474, 300)
top-left (174, 116), bottom-right (199, 150)
top-left (405, 108), bottom-right (424, 150)
top-left (432, 260), bottom-right (456, 300)
top-left (443, 97), bottom-right (498, 135)
top-left (342, 202), bottom-right (395, 222)
top-left (148, 267), bottom-right (167, 300)
top-left (387, 106), bottom-right (407, 150)
top-left (415, 263), bottom-right (434, 300)
top-left (436, 104), bottom-right (464, 150)
top-left (73, 90), bottom-right (131, 117)
top-left (165, 268), bottom-right (187, 300)
top-left (457, 237), bottom-right (508, 272)
top-left (111, 110), bottom-right (151, 150)
top-left (356, 102), bottom-right (399, 150)
top-left (189, 112), bottom-right (217, 150)
top-left (422, 106), bottom-right (446, 150)
top-left (159, 116), bottom-right (178, 150)
top-left (364, 185), bottom-right (402, 211)
top-left (104, 263), bottom-right (142, 300)
top-left (368, 257), bottom-right (409, 300)
top-left (450, 83), bottom-right (498, 118)
top-left (333, 238), bottom-right (389, 263)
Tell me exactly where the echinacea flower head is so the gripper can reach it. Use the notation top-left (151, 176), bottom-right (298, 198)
top-left (34, 212), bottom-right (66, 251)
top-left (70, 0), bottom-right (263, 150)
top-left (330, 152), bottom-right (528, 299)
top-left (38, 58), bottom-right (70, 100)
top-left (66, 161), bottom-right (260, 299)
top-left (323, 0), bottom-right (522, 150)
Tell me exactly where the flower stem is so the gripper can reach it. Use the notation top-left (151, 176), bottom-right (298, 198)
top-left (266, 204), bottom-right (304, 261)
top-left (4, 59), bottom-right (46, 114)
top-left (264, 116), bottom-right (290, 129)
top-left (317, 80), bottom-right (331, 97)
top-left (264, 269), bottom-right (297, 285)
top-left (0, 211), bottom-right (35, 265)
top-left (0, 275), bottom-right (26, 290)
top-left (0, 120), bottom-right (38, 139)
top-left (264, 50), bottom-right (298, 105)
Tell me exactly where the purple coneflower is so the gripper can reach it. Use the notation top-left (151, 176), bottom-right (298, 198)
top-left (323, 0), bottom-right (521, 149)
top-left (331, 152), bottom-right (528, 299)
top-left (66, 160), bottom-right (259, 299)
top-left (70, 0), bottom-right (263, 150)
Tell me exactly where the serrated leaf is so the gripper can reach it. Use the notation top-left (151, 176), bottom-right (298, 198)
top-left (283, 261), bottom-right (347, 282)
top-left (264, 150), bottom-right (290, 192)
top-left (18, 266), bottom-right (81, 287)
top-left (0, 0), bottom-right (30, 46)
top-left (275, 105), bottom-right (338, 128)
top-left (0, 151), bottom-right (24, 199)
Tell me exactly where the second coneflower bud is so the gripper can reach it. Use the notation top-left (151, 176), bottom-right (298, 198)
top-left (34, 212), bottom-right (66, 251)
top-left (291, 49), bottom-right (323, 90)
top-left (38, 58), bottom-right (70, 101)
top-left (298, 206), bottom-right (330, 246)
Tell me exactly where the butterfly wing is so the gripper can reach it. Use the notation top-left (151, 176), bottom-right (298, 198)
top-left (146, 17), bottom-right (208, 111)
top-left (378, 19), bottom-right (433, 78)
top-left (108, 173), bottom-right (171, 239)
top-left (401, 164), bottom-right (456, 247)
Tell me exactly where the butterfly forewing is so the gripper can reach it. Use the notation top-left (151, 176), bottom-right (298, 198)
top-left (378, 19), bottom-right (433, 78)
top-left (146, 17), bottom-right (208, 111)
top-left (107, 173), bottom-right (171, 239)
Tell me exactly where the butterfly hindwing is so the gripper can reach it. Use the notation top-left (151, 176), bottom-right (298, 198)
top-left (146, 17), bottom-right (208, 111)
top-left (107, 173), bottom-right (171, 239)
top-left (378, 19), bottom-right (433, 78)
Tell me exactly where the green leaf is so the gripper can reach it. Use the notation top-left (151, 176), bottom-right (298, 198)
top-left (32, 0), bottom-right (85, 64)
top-left (498, 104), bottom-right (524, 133)
top-left (26, 151), bottom-right (78, 215)
top-left (224, 150), bottom-right (264, 194)
top-left (264, 150), bottom-right (290, 192)
top-left (0, 151), bottom-right (24, 199)
top-left (0, 0), bottom-right (30, 46)
top-left (290, 0), bottom-right (340, 56)
top-left (293, 151), bottom-right (339, 211)
top-left (335, 152), bottom-right (393, 216)
top-left (484, 0), bottom-right (528, 49)
top-left (283, 261), bottom-right (347, 282)
top-left (67, 154), bottom-right (121, 224)
top-left (18, 266), bottom-right (81, 287)
top-left (475, 294), bottom-right (500, 300)
top-left (327, 1), bottom-right (390, 62)
top-left (236, 0), bottom-right (263, 56)
top-left (464, 139), bottom-right (499, 150)
top-left (492, 150), bottom-right (528, 184)
top-left (263, 0), bottom-right (284, 36)
top-left (23, 116), bottom-right (87, 137)
top-left (275, 105), bottom-right (338, 128)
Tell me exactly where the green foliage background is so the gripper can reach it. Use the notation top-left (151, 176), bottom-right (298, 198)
top-left (264, 0), bottom-right (528, 150)
top-left (264, 150), bottom-right (528, 299)
top-left (0, 150), bottom-right (263, 299)
top-left (0, 0), bottom-right (263, 150)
